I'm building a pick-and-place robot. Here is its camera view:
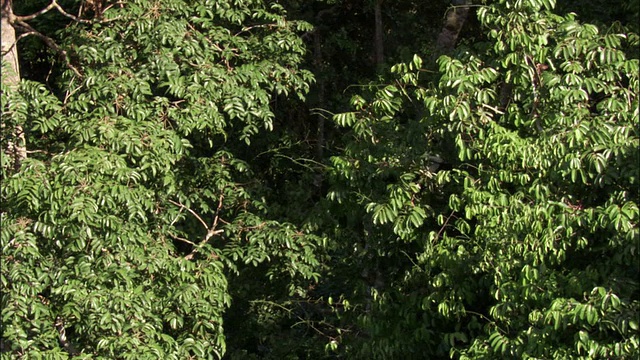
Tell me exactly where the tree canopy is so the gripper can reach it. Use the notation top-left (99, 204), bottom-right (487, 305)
top-left (2, 0), bottom-right (638, 359)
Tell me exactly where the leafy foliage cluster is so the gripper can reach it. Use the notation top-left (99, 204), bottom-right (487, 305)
top-left (1, 0), bottom-right (638, 359)
top-left (328, 0), bottom-right (639, 357)
top-left (2, 0), bottom-right (321, 358)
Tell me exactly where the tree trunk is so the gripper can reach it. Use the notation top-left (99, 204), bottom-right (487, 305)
top-left (436, 0), bottom-right (471, 53)
top-left (1, 0), bottom-right (26, 171)
top-left (373, 0), bottom-right (384, 67)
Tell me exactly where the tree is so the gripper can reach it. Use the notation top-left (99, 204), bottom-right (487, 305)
top-left (1, 0), bottom-right (322, 358)
top-left (328, 0), bottom-right (639, 357)
top-left (1, 0), bottom-right (26, 172)
top-left (2, 0), bottom-right (638, 358)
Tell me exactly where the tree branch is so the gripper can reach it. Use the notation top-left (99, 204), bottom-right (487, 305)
top-left (4, 0), bottom-right (126, 79)
top-left (13, 0), bottom-right (92, 23)
top-left (11, 20), bottom-right (82, 78)
top-left (11, 1), bottom-right (55, 22)
top-left (168, 199), bottom-right (209, 231)
top-left (169, 207), bottom-right (184, 227)
top-left (168, 197), bottom-right (225, 260)
top-left (434, 210), bottom-right (456, 243)
top-left (209, 194), bottom-right (224, 240)
top-left (167, 232), bottom-right (197, 247)
top-left (189, 194), bottom-right (225, 259)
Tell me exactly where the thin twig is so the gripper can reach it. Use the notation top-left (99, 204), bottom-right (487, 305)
top-left (0, 31), bottom-right (36, 57)
top-left (168, 199), bottom-right (209, 231)
top-left (434, 210), bottom-right (456, 242)
top-left (167, 232), bottom-right (197, 247)
top-left (198, 194), bottom-right (225, 247)
top-left (481, 103), bottom-right (505, 115)
top-left (234, 23), bottom-right (277, 37)
top-left (169, 196), bottom-right (225, 260)
top-left (12, 21), bottom-right (83, 78)
top-left (252, 299), bottom-right (339, 341)
top-left (169, 207), bottom-right (184, 227)
top-left (63, 80), bottom-right (83, 105)
top-left (101, 2), bottom-right (127, 14)
top-left (209, 194), bottom-right (224, 238)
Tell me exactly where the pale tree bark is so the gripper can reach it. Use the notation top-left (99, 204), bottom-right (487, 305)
top-left (373, 0), bottom-right (384, 67)
top-left (1, 0), bottom-right (18, 83)
top-left (1, 0), bottom-right (26, 171)
top-left (436, 0), bottom-right (471, 53)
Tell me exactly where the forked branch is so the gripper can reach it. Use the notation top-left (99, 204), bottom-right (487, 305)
top-left (168, 196), bottom-right (226, 260)
top-left (9, 19), bottom-right (82, 77)
top-left (12, 0), bottom-right (92, 23)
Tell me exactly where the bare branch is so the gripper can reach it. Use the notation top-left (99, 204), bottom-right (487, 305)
top-left (169, 207), bottom-right (185, 227)
top-left (11, 1), bottom-right (56, 22)
top-left (234, 23), bottom-right (277, 37)
top-left (210, 194), bottom-right (224, 237)
top-left (187, 194), bottom-right (225, 258)
top-left (102, 2), bottom-right (127, 13)
top-left (190, 195), bottom-right (226, 259)
top-left (168, 196), bottom-right (226, 260)
top-left (434, 210), bottom-right (456, 243)
top-left (0, 31), bottom-right (31, 58)
top-left (481, 103), bottom-right (505, 115)
top-left (167, 232), bottom-right (197, 247)
top-left (168, 199), bottom-right (209, 231)
top-left (50, 0), bottom-right (93, 23)
top-left (12, 20), bottom-right (82, 78)
top-left (63, 78), bottom-right (83, 104)
top-left (13, 0), bottom-right (92, 23)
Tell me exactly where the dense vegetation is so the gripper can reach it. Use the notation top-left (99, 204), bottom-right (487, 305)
top-left (1, 0), bottom-right (638, 359)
